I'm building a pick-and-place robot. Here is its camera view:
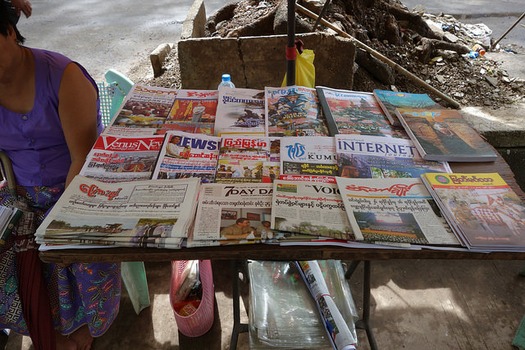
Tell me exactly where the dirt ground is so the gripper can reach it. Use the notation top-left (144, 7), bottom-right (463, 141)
top-left (137, 0), bottom-right (524, 111)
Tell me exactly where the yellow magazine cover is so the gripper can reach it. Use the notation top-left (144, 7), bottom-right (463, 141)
top-left (421, 172), bottom-right (525, 250)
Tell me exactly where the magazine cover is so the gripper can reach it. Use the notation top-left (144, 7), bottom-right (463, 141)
top-left (35, 176), bottom-right (201, 249)
top-left (279, 136), bottom-right (338, 183)
top-left (372, 89), bottom-right (441, 126)
top-left (317, 86), bottom-right (404, 138)
top-left (214, 87), bottom-right (266, 136)
top-left (80, 134), bottom-right (164, 183)
top-left (335, 134), bottom-right (451, 179)
top-left (271, 179), bottom-right (354, 240)
top-left (421, 172), bottom-right (525, 250)
top-left (215, 136), bottom-right (272, 183)
top-left (265, 85), bottom-right (329, 137)
top-left (396, 108), bottom-right (498, 162)
top-left (160, 89), bottom-right (219, 135)
top-left (103, 84), bottom-right (177, 136)
top-left (152, 131), bottom-right (220, 183)
top-left (336, 177), bottom-right (459, 245)
top-left (190, 183), bottom-right (273, 243)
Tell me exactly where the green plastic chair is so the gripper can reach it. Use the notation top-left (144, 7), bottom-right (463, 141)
top-left (98, 69), bottom-right (151, 315)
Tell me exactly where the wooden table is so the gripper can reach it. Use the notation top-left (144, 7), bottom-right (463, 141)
top-left (38, 151), bottom-right (525, 350)
top-left (39, 152), bottom-right (525, 264)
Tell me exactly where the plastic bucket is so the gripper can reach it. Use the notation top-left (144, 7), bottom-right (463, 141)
top-left (170, 259), bottom-right (215, 337)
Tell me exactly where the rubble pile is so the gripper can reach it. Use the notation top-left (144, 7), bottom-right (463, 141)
top-left (145, 0), bottom-right (524, 109)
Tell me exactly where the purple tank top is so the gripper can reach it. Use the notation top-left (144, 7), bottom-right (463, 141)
top-left (0, 48), bottom-right (103, 186)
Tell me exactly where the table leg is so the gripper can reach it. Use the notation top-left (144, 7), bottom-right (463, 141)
top-left (346, 260), bottom-right (378, 350)
top-left (229, 260), bottom-right (249, 350)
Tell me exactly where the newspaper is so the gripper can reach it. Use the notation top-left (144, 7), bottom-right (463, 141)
top-left (316, 86), bottom-right (401, 137)
top-left (296, 260), bottom-right (357, 350)
top-left (214, 87), bottom-right (266, 136)
top-left (190, 183), bottom-right (273, 243)
top-left (336, 176), bottom-right (459, 245)
top-left (151, 131), bottom-right (220, 183)
top-left (159, 89), bottom-right (219, 135)
top-left (35, 175), bottom-right (200, 249)
top-left (80, 134), bottom-right (164, 183)
top-left (271, 179), bottom-right (354, 240)
top-left (335, 133), bottom-right (451, 179)
top-left (265, 85), bottom-right (329, 137)
top-left (103, 84), bottom-right (178, 136)
top-left (215, 136), bottom-right (272, 183)
top-left (280, 136), bottom-right (338, 183)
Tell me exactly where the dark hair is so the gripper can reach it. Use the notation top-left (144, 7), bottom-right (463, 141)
top-left (1, 0), bottom-right (26, 43)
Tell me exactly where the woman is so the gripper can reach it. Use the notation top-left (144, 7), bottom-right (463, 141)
top-left (0, 3), bottom-right (121, 349)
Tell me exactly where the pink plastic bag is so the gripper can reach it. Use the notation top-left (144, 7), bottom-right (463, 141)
top-left (170, 259), bottom-right (215, 337)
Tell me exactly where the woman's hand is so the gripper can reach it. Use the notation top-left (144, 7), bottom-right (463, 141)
top-left (10, 0), bottom-right (32, 18)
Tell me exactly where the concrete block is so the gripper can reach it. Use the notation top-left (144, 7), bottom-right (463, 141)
top-left (178, 32), bottom-right (355, 90)
top-left (181, 0), bottom-right (207, 40)
top-left (178, 37), bottom-right (243, 90)
top-left (150, 43), bottom-right (173, 78)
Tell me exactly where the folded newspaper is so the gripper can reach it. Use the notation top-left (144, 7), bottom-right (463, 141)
top-left (36, 175), bottom-right (200, 249)
top-left (296, 260), bottom-right (358, 350)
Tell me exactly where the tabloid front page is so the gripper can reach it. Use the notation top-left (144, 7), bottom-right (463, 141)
top-left (271, 179), bottom-right (354, 240)
top-left (152, 130), bottom-right (220, 183)
top-left (103, 84), bottom-right (178, 136)
top-left (80, 134), bottom-right (164, 183)
top-left (190, 183), bottom-right (273, 245)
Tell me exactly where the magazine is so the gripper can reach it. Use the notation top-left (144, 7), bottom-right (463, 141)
top-left (151, 131), bottom-right (220, 183)
top-left (103, 84), bottom-right (178, 136)
top-left (35, 175), bottom-right (200, 249)
top-left (396, 108), bottom-right (498, 162)
top-left (190, 183), bottom-right (273, 243)
top-left (335, 134), bottom-right (451, 179)
top-left (316, 86), bottom-right (404, 138)
top-left (159, 89), bottom-right (219, 135)
top-left (215, 136), bottom-right (272, 183)
top-left (372, 89), bottom-right (441, 126)
top-left (265, 85), bottom-right (329, 137)
top-left (421, 172), bottom-right (525, 251)
top-left (295, 260), bottom-right (358, 350)
top-left (336, 176), bottom-right (460, 245)
top-left (271, 179), bottom-right (354, 240)
top-left (279, 136), bottom-right (338, 183)
top-left (80, 134), bottom-right (164, 183)
top-left (214, 87), bottom-right (266, 136)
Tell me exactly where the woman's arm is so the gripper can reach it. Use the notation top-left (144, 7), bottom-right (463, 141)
top-left (58, 63), bottom-right (99, 187)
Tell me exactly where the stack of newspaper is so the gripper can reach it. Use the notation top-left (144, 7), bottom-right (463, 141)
top-left (36, 175), bottom-right (200, 249)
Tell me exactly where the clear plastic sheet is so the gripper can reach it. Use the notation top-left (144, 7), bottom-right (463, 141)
top-left (248, 260), bottom-right (358, 349)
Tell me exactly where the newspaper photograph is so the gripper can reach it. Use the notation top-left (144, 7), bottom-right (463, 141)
top-left (36, 175), bottom-right (200, 248)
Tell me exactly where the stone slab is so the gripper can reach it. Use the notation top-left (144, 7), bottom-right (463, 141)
top-left (178, 32), bottom-right (355, 90)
